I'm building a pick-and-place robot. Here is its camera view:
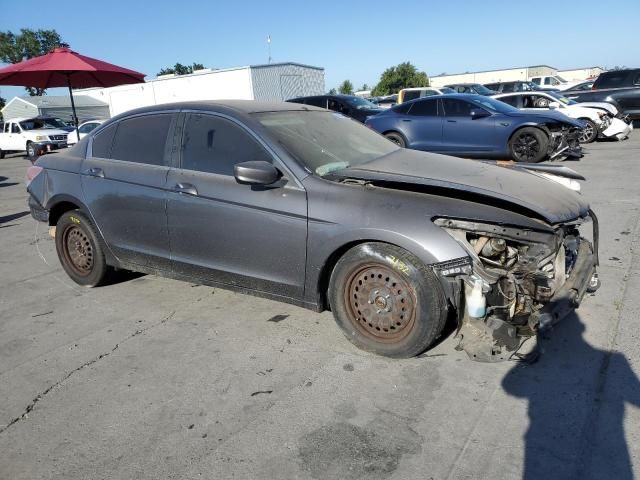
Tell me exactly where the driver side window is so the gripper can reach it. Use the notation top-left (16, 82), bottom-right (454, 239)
top-left (442, 99), bottom-right (473, 117)
top-left (11, 124), bottom-right (21, 133)
top-left (327, 99), bottom-right (349, 115)
top-left (181, 114), bottom-right (272, 176)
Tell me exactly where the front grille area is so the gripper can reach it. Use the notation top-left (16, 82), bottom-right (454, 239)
top-left (49, 135), bottom-right (67, 141)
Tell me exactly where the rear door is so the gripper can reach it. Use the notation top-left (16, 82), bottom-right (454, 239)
top-left (398, 99), bottom-right (442, 151)
top-left (81, 113), bottom-right (176, 270)
top-left (166, 112), bottom-right (307, 297)
top-left (441, 98), bottom-right (496, 153)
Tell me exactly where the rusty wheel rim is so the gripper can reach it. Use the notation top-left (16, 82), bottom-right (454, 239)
top-left (344, 263), bottom-right (417, 343)
top-left (62, 225), bottom-right (94, 276)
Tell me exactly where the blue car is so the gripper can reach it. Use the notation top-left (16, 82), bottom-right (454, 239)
top-left (365, 94), bottom-right (584, 162)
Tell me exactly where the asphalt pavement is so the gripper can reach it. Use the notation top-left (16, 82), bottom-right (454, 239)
top-left (1, 136), bottom-right (639, 480)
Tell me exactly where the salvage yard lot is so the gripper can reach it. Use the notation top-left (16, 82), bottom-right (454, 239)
top-left (1, 137), bottom-right (640, 479)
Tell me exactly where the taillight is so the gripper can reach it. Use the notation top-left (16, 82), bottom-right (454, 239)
top-left (25, 165), bottom-right (43, 187)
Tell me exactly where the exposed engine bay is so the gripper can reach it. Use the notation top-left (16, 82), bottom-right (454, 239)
top-left (434, 216), bottom-right (599, 362)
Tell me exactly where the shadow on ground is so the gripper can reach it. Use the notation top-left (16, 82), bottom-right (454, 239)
top-left (503, 313), bottom-right (640, 479)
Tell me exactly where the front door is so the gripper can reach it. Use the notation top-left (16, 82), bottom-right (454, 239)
top-left (441, 98), bottom-right (496, 152)
top-left (81, 114), bottom-right (175, 270)
top-left (8, 122), bottom-right (25, 151)
top-left (166, 112), bottom-right (308, 298)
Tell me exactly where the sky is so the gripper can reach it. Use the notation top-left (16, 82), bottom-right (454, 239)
top-left (1, 0), bottom-right (638, 100)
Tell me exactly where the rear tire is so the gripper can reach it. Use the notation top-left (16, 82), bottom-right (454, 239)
top-left (384, 131), bottom-right (406, 148)
top-left (578, 118), bottom-right (598, 143)
top-left (509, 127), bottom-right (548, 163)
top-left (328, 242), bottom-right (447, 358)
top-left (55, 210), bottom-right (110, 287)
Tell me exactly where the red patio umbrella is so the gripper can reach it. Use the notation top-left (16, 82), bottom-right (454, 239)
top-left (0, 47), bottom-right (145, 136)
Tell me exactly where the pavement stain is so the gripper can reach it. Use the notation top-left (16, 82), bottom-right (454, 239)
top-left (298, 417), bottom-right (422, 480)
top-left (267, 314), bottom-right (289, 323)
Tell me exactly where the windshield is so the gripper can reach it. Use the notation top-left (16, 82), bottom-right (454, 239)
top-left (346, 96), bottom-right (380, 110)
top-left (255, 111), bottom-right (399, 176)
top-left (472, 84), bottom-right (495, 95)
top-left (19, 117), bottom-right (68, 130)
top-left (472, 96), bottom-right (519, 114)
top-left (547, 91), bottom-right (576, 105)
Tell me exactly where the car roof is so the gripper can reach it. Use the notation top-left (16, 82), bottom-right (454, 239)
top-left (404, 93), bottom-right (482, 103)
top-left (493, 91), bottom-right (551, 96)
top-left (445, 83), bottom-right (481, 86)
top-left (400, 87), bottom-right (436, 91)
top-left (110, 100), bottom-right (326, 120)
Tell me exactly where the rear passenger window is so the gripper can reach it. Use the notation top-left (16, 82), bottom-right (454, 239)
top-left (499, 96), bottom-right (520, 107)
top-left (597, 72), bottom-right (628, 89)
top-left (110, 114), bottom-right (171, 166)
top-left (91, 123), bottom-right (117, 158)
top-left (408, 100), bottom-right (438, 116)
top-left (392, 103), bottom-right (412, 114)
top-left (181, 114), bottom-right (272, 176)
top-left (403, 91), bottom-right (421, 102)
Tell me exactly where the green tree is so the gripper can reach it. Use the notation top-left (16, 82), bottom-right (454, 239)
top-left (0, 29), bottom-right (65, 95)
top-left (371, 62), bottom-right (429, 96)
top-left (360, 83), bottom-right (370, 91)
top-left (157, 62), bottom-right (206, 76)
top-left (338, 80), bottom-right (354, 95)
top-left (328, 88), bottom-right (337, 95)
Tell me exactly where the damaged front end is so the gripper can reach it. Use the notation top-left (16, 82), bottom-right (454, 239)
top-left (547, 124), bottom-right (583, 161)
top-left (433, 214), bottom-right (599, 362)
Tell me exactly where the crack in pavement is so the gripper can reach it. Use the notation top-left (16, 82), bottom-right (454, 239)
top-left (0, 310), bottom-right (176, 435)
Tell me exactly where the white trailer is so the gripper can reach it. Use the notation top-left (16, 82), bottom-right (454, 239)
top-left (77, 63), bottom-right (325, 117)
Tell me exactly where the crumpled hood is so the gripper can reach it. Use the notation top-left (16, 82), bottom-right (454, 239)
top-left (505, 110), bottom-right (585, 128)
top-left (337, 149), bottom-right (590, 225)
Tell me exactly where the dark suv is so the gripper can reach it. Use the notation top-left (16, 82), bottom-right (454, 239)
top-left (563, 69), bottom-right (640, 121)
top-left (287, 94), bottom-right (383, 122)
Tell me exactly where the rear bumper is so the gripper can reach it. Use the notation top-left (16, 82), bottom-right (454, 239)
top-left (28, 194), bottom-right (49, 223)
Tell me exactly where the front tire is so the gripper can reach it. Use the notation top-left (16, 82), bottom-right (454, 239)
top-left (328, 242), bottom-right (447, 358)
top-left (509, 127), bottom-right (548, 163)
top-left (384, 132), bottom-right (406, 148)
top-left (26, 142), bottom-right (36, 159)
top-left (55, 210), bottom-right (109, 287)
top-left (578, 118), bottom-right (598, 143)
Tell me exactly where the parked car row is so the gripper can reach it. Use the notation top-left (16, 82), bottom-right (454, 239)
top-left (0, 117), bottom-right (108, 159)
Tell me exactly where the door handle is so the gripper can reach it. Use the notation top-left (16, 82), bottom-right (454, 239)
top-left (402, 119), bottom-right (412, 122)
top-left (447, 120), bottom-right (457, 123)
top-left (174, 183), bottom-right (198, 196)
top-left (84, 167), bottom-right (105, 178)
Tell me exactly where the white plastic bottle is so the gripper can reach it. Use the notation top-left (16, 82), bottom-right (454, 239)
top-left (466, 278), bottom-right (486, 319)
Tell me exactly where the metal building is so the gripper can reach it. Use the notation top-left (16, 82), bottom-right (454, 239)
top-left (76, 62), bottom-right (325, 117)
top-left (1, 95), bottom-right (110, 122)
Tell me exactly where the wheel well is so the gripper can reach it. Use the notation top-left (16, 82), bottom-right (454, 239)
top-left (49, 201), bottom-right (80, 226)
top-left (317, 240), bottom-right (372, 311)
top-left (508, 125), bottom-right (548, 144)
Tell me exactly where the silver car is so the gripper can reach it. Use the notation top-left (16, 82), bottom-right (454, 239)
top-left (26, 101), bottom-right (599, 361)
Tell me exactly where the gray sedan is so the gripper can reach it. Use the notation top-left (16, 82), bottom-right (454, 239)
top-left (26, 101), bottom-right (599, 361)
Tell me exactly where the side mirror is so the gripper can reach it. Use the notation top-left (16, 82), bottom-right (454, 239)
top-left (548, 102), bottom-right (561, 110)
top-left (470, 108), bottom-right (491, 119)
top-left (234, 161), bottom-right (282, 185)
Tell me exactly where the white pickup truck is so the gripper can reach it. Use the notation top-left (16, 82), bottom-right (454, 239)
top-left (0, 117), bottom-right (70, 159)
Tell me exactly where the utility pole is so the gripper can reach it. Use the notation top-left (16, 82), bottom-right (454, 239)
top-left (267, 35), bottom-right (272, 64)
